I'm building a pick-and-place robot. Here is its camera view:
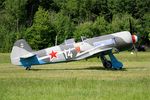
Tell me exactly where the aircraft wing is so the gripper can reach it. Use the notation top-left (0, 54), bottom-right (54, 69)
top-left (75, 46), bottom-right (113, 60)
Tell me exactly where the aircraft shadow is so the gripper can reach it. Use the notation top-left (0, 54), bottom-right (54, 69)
top-left (125, 67), bottom-right (147, 70)
top-left (30, 66), bottom-right (127, 71)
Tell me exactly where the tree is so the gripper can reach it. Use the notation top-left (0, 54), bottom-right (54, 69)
top-left (93, 16), bottom-right (110, 36)
top-left (26, 0), bottom-right (40, 26)
top-left (142, 13), bottom-right (150, 35)
top-left (134, 0), bottom-right (150, 19)
top-left (110, 13), bottom-right (141, 33)
top-left (50, 12), bottom-right (75, 45)
top-left (0, 0), bottom-right (27, 52)
top-left (140, 13), bottom-right (150, 45)
top-left (0, 0), bottom-right (150, 52)
top-left (25, 7), bottom-right (55, 50)
top-left (73, 21), bottom-right (94, 41)
top-left (4, 0), bottom-right (27, 32)
top-left (0, 0), bottom-right (5, 9)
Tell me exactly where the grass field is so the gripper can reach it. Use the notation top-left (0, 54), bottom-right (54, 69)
top-left (0, 52), bottom-right (150, 100)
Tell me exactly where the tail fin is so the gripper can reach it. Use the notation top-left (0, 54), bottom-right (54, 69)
top-left (10, 39), bottom-right (34, 65)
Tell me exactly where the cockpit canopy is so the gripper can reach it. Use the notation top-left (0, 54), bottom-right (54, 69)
top-left (65, 38), bottom-right (75, 45)
top-left (63, 36), bottom-right (87, 45)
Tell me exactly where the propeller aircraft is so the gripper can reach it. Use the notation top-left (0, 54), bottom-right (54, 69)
top-left (10, 31), bottom-right (138, 70)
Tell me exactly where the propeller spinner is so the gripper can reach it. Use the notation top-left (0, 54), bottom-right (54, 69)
top-left (132, 34), bottom-right (138, 44)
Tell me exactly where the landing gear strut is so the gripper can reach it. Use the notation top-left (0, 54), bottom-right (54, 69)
top-left (100, 50), bottom-right (123, 70)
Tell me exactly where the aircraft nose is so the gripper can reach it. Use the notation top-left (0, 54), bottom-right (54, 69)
top-left (132, 35), bottom-right (138, 43)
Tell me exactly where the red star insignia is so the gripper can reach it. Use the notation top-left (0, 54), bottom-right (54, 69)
top-left (49, 50), bottom-right (57, 59)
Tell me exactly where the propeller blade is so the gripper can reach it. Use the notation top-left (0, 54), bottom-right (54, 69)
top-left (129, 18), bottom-right (133, 35)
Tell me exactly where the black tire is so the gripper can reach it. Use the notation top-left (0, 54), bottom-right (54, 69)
top-left (103, 61), bottom-right (112, 69)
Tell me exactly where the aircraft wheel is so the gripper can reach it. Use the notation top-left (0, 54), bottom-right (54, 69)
top-left (103, 61), bottom-right (112, 69)
top-left (26, 67), bottom-right (31, 70)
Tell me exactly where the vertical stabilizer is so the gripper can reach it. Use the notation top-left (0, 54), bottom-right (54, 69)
top-left (10, 39), bottom-right (34, 65)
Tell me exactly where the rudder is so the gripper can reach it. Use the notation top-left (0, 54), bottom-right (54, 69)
top-left (10, 39), bottom-right (34, 65)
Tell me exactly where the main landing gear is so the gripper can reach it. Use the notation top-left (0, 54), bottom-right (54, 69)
top-left (100, 56), bottom-right (112, 69)
top-left (100, 51), bottom-right (123, 70)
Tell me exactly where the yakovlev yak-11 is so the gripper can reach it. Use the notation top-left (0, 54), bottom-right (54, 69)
top-left (10, 31), bottom-right (138, 70)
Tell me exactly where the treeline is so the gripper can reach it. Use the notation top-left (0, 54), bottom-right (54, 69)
top-left (0, 0), bottom-right (150, 52)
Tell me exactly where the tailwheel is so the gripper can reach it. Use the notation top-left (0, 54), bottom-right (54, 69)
top-left (25, 67), bottom-right (31, 70)
top-left (103, 61), bottom-right (112, 69)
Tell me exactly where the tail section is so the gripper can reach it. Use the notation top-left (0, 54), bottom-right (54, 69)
top-left (10, 39), bottom-right (34, 65)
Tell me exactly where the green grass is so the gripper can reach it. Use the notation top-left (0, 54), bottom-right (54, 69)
top-left (0, 52), bottom-right (150, 100)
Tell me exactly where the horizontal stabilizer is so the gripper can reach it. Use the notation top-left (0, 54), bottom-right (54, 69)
top-left (20, 55), bottom-right (39, 67)
top-left (20, 53), bottom-right (35, 59)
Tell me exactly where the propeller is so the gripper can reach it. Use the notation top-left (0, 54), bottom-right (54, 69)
top-left (129, 18), bottom-right (138, 56)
